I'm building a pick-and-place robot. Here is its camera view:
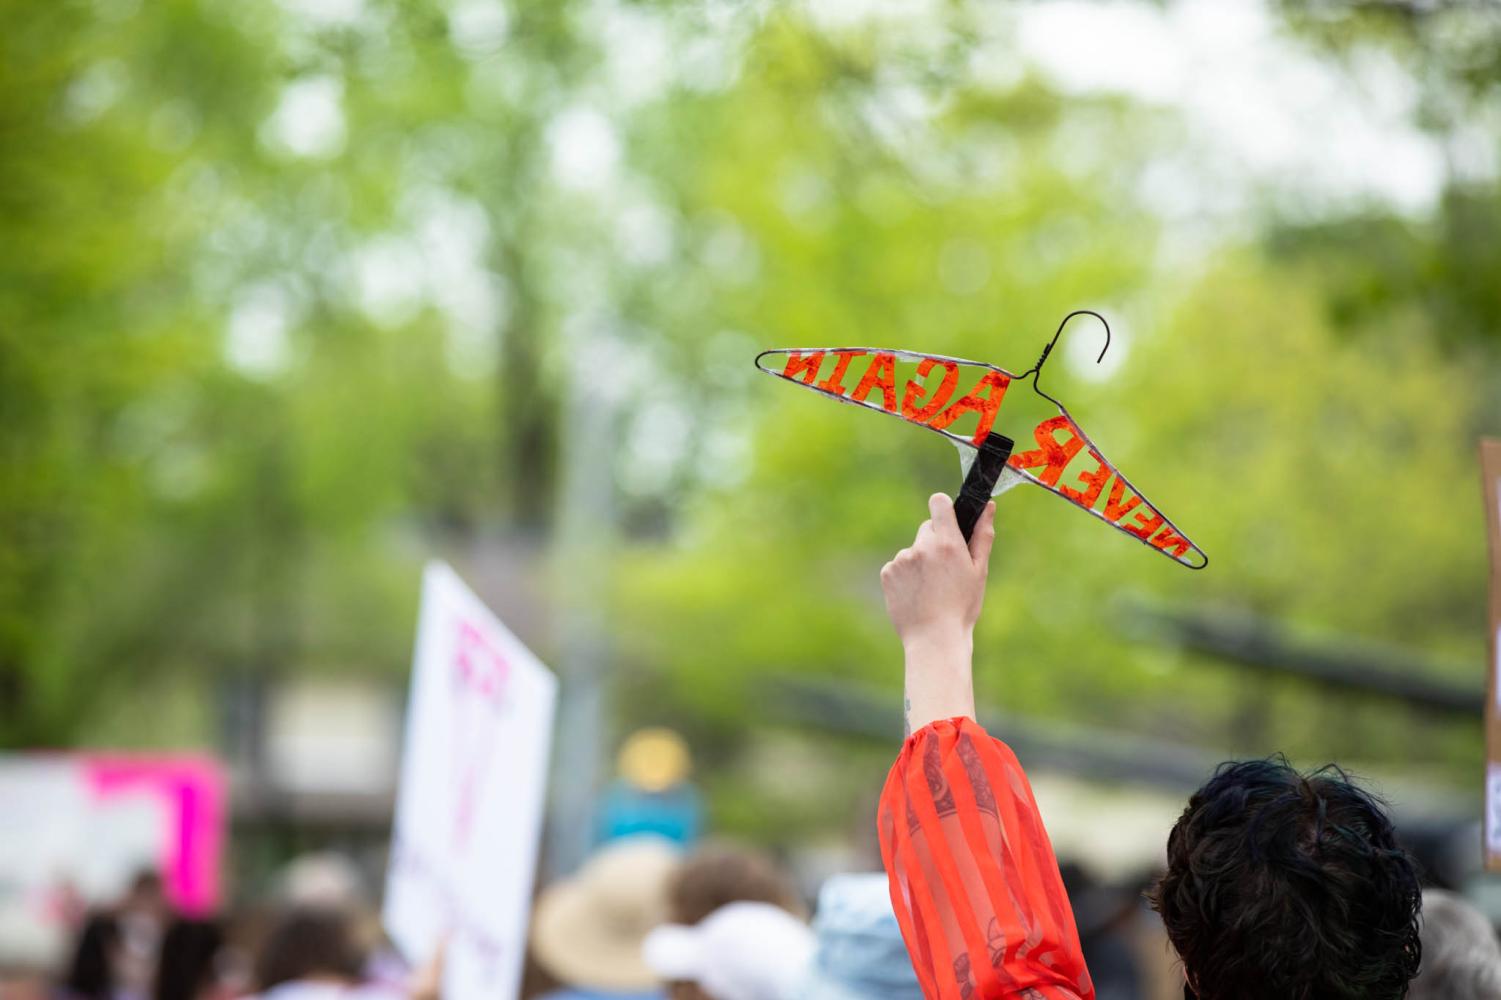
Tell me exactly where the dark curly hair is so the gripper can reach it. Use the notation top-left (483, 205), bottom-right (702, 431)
top-left (1150, 757), bottom-right (1422, 1000)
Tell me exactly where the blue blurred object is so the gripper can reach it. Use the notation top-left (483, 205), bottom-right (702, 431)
top-left (597, 779), bottom-right (702, 846)
top-left (796, 873), bottom-right (921, 1000)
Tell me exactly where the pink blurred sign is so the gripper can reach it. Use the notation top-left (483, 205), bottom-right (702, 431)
top-left (82, 755), bottom-right (227, 915)
top-left (0, 753), bottom-right (227, 960)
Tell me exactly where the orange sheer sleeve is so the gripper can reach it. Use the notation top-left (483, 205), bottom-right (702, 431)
top-left (877, 717), bottom-right (1094, 1000)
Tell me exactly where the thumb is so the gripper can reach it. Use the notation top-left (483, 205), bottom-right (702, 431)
top-left (927, 492), bottom-right (961, 542)
top-left (969, 500), bottom-right (996, 569)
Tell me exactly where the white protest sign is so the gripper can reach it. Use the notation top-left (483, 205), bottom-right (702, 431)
top-left (384, 562), bottom-right (558, 1000)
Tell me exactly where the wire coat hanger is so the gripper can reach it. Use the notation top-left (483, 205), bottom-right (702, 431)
top-left (1025, 308), bottom-right (1112, 409)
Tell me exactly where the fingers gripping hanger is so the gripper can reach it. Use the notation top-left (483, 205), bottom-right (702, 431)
top-left (953, 310), bottom-right (1112, 541)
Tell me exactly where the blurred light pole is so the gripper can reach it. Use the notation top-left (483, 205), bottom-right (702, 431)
top-left (546, 333), bottom-right (619, 878)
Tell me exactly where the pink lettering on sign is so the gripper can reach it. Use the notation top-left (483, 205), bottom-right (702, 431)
top-left (84, 756), bottom-right (227, 916)
top-left (451, 619), bottom-right (511, 850)
top-left (455, 619), bottom-right (510, 705)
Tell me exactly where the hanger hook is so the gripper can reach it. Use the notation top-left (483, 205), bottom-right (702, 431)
top-left (1028, 309), bottom-right (1111, 391)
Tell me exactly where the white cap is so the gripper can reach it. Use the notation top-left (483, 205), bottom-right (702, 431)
top-left (643, 901), bottom-right (816, 1000)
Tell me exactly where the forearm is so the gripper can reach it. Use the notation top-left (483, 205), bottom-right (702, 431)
top-left (902, 627), bottom-right (976, 735)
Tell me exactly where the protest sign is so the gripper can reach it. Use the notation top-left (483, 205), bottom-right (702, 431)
top-left (383, 562), bottom-right (558, 1000)
top-left (0, 754), bottom-right (225, 963)
top-left (1481, 440), bottom-right (1501, 870)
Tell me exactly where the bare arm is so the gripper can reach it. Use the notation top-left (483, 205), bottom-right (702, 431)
top-left (880, 492), bottom-right (994, 733)
top-left (875, 494), bottom-right (1093, 1000)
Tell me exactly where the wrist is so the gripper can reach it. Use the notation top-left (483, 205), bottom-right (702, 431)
top-left (901, 626), bottom-right (975, 733)
top-left (901, 624), bottom-right (974, 661)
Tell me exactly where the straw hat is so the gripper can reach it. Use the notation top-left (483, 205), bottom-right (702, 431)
top-left (531, 836), bottom-right (680, 992)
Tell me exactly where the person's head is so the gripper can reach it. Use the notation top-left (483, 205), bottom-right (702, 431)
top-left (530, 836), bottom-right (680, 993)
top-left (1408, 888), bottom-right (1501, 1000)
top-left (1150, 758), bottom-right (1422, 1000)
top-left (668, 844), bottom-right (804, 926)
top-left (644, 901), bottom-right (815, 1000)
top-left (61, 912), bottom-right (121, 1000)
top-left (154, 918), bottom-right (225, 1000)
top-left (252, 907), bottom-right (364, 991)
top-left (122, 871), bottom-right (168, 917)
top-left (796, 873), bottom-right (919, 1000)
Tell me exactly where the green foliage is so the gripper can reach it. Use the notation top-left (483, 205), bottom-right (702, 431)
top-left (1267, 2), bottom-right (1501, 360)
top-left (0, 0), bottom-right (503, 742)
top-left (0, 1), bottom-right (1495, 846)
top-left (616, 250), bottom-right (1489, 786)
top-left (609, 13), bottom-right (1497, 816)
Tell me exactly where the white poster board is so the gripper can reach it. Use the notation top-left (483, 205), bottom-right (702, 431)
top-left (383, 562), bottom-right (558, 1000)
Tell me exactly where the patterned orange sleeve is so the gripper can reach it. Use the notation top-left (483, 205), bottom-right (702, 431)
top-left (877, 717), bottom-right (1094, 1000)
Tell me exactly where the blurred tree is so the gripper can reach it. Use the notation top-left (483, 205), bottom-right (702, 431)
top-left (615, 246), bottom-right (1490, 840)
top-left (607, 10), bottom-right (1492, 834)
top-left (0, 0), bottom-right (270, 743)
top-left (602, 10), bottom-right (1135, 810)
top-left (0, 0), bottom-right (1493, 855)
top-left (0, 0), bottom-right (511, 745)
top-left (1269, 0), bottom-right (1501, 357)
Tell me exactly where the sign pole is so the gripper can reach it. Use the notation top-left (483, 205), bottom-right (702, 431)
top-left (1480, 439), bottom-right (1501, 871)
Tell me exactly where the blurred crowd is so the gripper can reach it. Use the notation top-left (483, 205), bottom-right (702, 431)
top-left (7, 829), bottom-right (1501, 1000)
top-left (7, 502), bottom-right (1495, 1000)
